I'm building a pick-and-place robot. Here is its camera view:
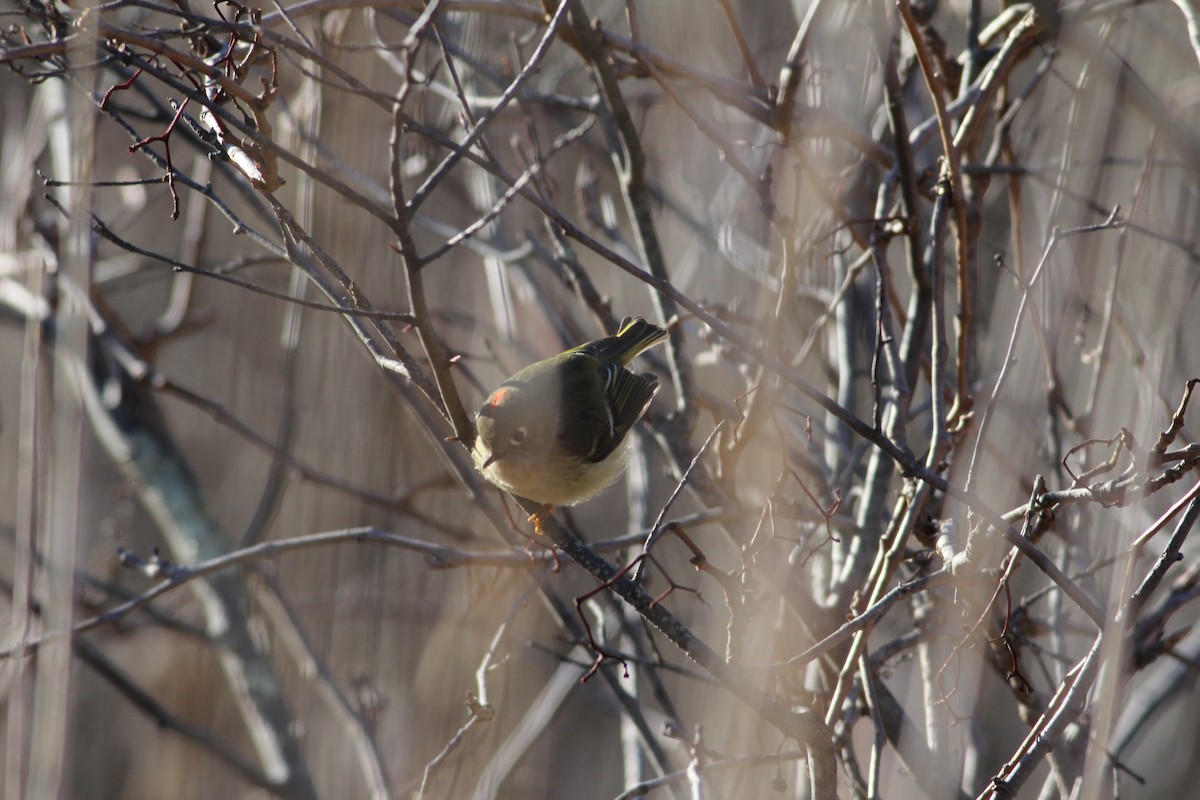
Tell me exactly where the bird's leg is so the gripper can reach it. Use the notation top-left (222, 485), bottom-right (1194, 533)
top-left (528, 504), bottom-right (554, 536)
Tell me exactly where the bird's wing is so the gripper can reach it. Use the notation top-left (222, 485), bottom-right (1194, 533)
top-left (586, 364), bottom-right (659, 463)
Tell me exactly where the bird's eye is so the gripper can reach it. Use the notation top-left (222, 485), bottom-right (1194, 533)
top-left (509, 427), bottom-right (527, 446)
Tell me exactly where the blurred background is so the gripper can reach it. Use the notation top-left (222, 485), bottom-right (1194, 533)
top-left (2, 0), bottom-right (1200, 797)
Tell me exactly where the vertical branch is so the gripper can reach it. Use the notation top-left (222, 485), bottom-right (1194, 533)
top-left (876, 6), bottom-right (930, 392)
top-left (952, 9), bottom-right (1040, 420)
top-left (913, 166), bottom-right (956, 776)
top-left (867, 231), bottom-right (910, 435)
top-left (7, 177), bottom-right (47, 800)
top-left (389, 103), bottom-right (475, 446)
top-left (29, 22), bottom-right (102, 796)
top-left (896, 0), bottom-right (973, 405)
top-left (832, 6), bottom-right (925, 602)
top-left (774, 0), bottom-right (827, 138)
top-left (927, 169), bottom-right (953, 467)
top-left (859, 654), bottom-right (886, 800)
top-left (1171, 0), bottom-right (1200, 70)
top-left (713, 0), bottom-right (766, 90)
top-left (566, 0), bottom-right (698, 428)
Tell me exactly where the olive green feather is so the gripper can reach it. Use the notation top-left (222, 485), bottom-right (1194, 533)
top-left (555, 317), bottom-right (667, 463)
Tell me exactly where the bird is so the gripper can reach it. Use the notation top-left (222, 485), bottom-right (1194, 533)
top-left (473, 316), bottom-right (669, 532)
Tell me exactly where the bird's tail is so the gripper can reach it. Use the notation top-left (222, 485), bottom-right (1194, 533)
top-left (578, 316), bottom-right (669, 365)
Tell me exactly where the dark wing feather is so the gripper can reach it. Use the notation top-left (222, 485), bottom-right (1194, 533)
top-left (585, 364), bottom-right (659, 463)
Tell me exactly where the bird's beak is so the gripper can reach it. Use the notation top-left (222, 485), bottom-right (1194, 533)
top-left (481, 449), bottom-right (506, 469)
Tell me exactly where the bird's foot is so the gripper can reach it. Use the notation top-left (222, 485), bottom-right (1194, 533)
top-left (528, 505), bottom-right (554, 536)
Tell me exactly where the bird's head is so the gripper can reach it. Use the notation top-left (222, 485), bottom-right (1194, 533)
top-left (474, 383), bottom-right (546, 469)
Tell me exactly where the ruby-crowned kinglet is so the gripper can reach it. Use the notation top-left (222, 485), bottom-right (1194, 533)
top-left (473, 316), bottom-right (669, 511)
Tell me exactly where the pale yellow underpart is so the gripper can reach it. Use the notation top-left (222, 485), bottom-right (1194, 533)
top-left (473, 435), bottom-right (633, 507)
